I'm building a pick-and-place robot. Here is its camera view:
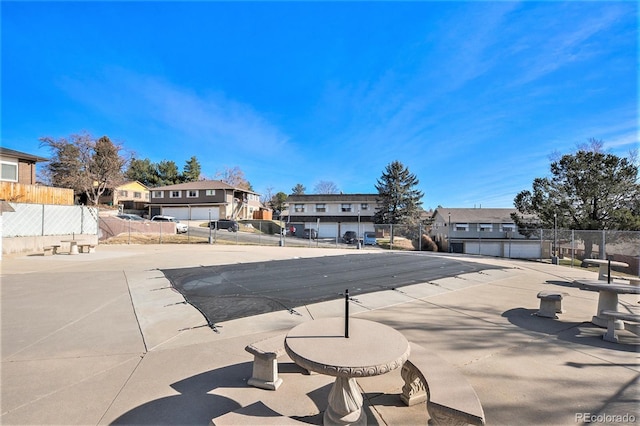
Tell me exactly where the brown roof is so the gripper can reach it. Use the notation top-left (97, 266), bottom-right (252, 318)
top-left (0, 147), bottom-right (48, 163)
top-left (287, 194), bottom-right (379, 202)
top-left (434, 207), bottom-right (519, 223)
top-left (153, 180), bottom-right (259, 195)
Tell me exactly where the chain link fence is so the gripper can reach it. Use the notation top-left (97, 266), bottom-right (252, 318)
top-left (3, 202), bottom-right (98, 237)
top-left (8, 204), bottom-right (636, 276)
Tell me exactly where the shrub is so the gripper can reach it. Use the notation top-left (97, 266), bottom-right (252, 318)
top-left (412, 234), bottom-right (438, 251)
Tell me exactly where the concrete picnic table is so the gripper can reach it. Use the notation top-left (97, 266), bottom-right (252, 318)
top-left (285, 317), bottom-right (410, 426)
top-left (581, 259), bottom-right (629, 281)
top-left (575, 279), bottom-right (640, 329)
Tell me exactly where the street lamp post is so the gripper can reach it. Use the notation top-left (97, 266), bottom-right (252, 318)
top-left (448, 212), bottom-right (451, 253)
top-left (357, 209), bottom-right (361, 250)
top-left (553, 212), bottom-right (557, 261)
top-left (208, 209), bottom-right (213, 244)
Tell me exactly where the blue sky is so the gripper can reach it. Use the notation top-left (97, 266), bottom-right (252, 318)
top-left (2, 1), bottom-right (637, 209)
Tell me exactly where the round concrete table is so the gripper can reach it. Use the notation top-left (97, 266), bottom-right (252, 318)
top-left (582, 259), bottom-right (629, 281)
top-left (576, 280), bottom-right (640, 328)
top-left (285, 317), bottom-right (410, 426)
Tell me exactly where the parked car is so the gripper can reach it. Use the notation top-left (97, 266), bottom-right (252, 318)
top-left (303, 228), bottom-right (317, 239)
top-left (116, 213), bottom-right (146, 221)
top-left (342, 231), bottom-right (358, 244)
top-left (151, 215), bottom-right (188, 233)
top-left (209, 219), bottom-right (239, 232)
top-left (363, 232), bottom-right (377, 245)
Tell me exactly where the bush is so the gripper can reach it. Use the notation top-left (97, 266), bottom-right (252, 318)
top-left (413, 234), bottom-right (438, 251)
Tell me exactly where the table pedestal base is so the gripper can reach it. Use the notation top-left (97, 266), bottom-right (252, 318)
top-left (592, 291), bottom-right (624, 329)
top-left (69, 241), bottom-right (79, 255)
top-left (324, 377), bottom-right (366, 426)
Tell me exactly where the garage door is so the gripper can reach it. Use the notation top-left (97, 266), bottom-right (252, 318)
top-left (162, 207), bottom-right (189, 220)
top-left (508, 242), bottom-right (540, 259)
top-left (466, 242), bottom-right (502, 257)
top-left (190, 207), bottom-right (220, 220)
top-left (318, 223), bottom-right (339, 239)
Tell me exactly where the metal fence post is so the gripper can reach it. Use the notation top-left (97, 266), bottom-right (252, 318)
top-left (571, 230), bottom-right (575, 267)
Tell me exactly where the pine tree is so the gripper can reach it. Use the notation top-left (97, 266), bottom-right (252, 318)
top-left (374, 160), bottom-right (424, 224)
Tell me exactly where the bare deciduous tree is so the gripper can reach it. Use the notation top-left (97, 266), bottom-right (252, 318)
top-left (216, 166), bottom-right (252, 190)
top-left (40, 132), bottom-right (126, 205)
top-left (313, 180), bottom-right (340, 194)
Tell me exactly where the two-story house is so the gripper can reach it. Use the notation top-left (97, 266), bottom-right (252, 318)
top-left (146, 180), bottom-right (261, 221)
top-left (430, 207), bottom-right (545, 258)
top-left (285, 194), bottom-right (380, 239)
top-left (98, 181), bottom-right (150, 212)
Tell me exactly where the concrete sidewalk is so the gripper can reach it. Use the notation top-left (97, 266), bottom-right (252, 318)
top-left (1, 245), bottom-right (638, 425)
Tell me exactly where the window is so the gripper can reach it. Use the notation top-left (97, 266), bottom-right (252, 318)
top-left (144, 193), bottom-right (149, 200)
top-left (206, 189), bottom-right (216, 196)
top-left (361, 203), bottom-right (369, 211)
top-left (170, 191), bottom-right (181, 198)
top-left (294, 204), bottom-right (305, 213)
top-left (152, 191), bottom-right (164, 198)
top-left (501, 223), bottom-right (516, 232)
top-left (118, 190), bottom-right (128, 197)
top-left (1, 161), bottom-right (18, 182)
top-left (341, 204), bottom-right (352, 212)
top-left (187, 190), bottom-right (198, 198)
top-left (316, 204), bottom-right (326, 212)
top-left (133, 192), bottom-right (142, 199)
top-left (479, 223), bottom-right (493, 232)
top-left (455, 223), bottom-right (469, 231)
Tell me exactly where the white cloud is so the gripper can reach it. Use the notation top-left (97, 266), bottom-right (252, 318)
top-left (58, 67), bottom-right (291, 156)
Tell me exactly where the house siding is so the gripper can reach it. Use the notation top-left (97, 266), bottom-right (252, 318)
top-left (285, 194), bottom-right (380, 238)
top-left (147, 180), bottom-right (261, 220)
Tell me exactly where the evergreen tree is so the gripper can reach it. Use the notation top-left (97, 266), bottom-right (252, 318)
top-left (270, 192), bottom-right (288, 218)
top-left (374, 160), bottom-right (424, 224)
top-left (291, 183), bottom-right (306, 195)
top-left (182, 156), bottom-right (201, 182)
top-left (125, 158), bottom-right (159, 187)
top-left (156, 160), bottom-right (181, 186)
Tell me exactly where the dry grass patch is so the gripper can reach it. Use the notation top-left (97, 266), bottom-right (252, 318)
top-left (101, 233), bottom-right (209, 245)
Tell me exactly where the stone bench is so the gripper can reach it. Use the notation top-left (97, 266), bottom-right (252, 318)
top-left (245, 334), bottom-right (287, 390)
top-left (78, 244), bottom-right (96, 253)
top-left (535, 291), bottom-right (567, 318)
top-left (43, 245), bottom-right (61, 256)
top-left (600, 310), bottom-right (640, 343)
top-left (401, 342), bottom-right (486, 426)
top-left (602, 275), bottom-right (640, 286)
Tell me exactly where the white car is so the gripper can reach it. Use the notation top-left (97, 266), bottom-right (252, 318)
top-left (151, 215), bottom-right (188, 233)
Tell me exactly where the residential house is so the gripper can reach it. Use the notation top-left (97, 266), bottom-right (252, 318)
top-left (146, 180), bottom-right (261, 220)
top-left (98, 181), bottom-right (150, 212)
top-left (0, 147), bottom-right (74, 205)
top-left (430, 207), bottom-right (545, 258)
top-left (0, 147), bottom-right (48, 185)
top-left (285, 194), bottom-right (380, 239)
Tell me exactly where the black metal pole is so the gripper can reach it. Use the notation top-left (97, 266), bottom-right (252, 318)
top-left (345, 288), bottom-right (349, 338)
top-left (607, 259), bottom-right (611, 284)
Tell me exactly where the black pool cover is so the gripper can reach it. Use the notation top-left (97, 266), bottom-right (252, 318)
top-left (161, 253), bottom-right (500, 327)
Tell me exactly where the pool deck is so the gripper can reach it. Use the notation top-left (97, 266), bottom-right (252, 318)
top-left (1, 245), bottom-right (638, 425)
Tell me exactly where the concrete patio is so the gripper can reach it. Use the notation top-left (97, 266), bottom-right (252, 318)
top-left (1, 244), bottom-right (638, 425)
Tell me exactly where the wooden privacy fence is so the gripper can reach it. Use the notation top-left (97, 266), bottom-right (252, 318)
top-left (0, 182), bottom-right (74, 205)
